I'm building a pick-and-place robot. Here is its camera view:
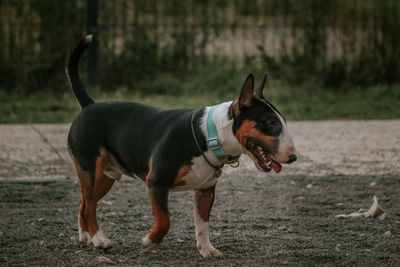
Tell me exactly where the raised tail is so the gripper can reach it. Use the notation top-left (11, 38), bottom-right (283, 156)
top-left (66, 35), bottom-right (95, 108)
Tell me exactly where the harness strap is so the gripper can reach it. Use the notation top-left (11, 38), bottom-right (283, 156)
top-left (190, 106), bottom-right (241, 177)
top-left (207, 105), bottom-right (240, 165)
top-left (191, 109), bottom-right (223, 177)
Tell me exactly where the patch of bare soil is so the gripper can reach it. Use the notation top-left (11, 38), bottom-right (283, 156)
top-left (1, 173), bottom-right (399, 266)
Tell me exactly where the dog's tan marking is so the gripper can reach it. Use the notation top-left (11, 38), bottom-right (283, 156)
top-left (97, 148), bottom-right (124, 180)
top-left (230, 98), bottom-right (240, 117)
top-left (235, 120), bottom-right (278, 148)
top-left (173, 165), bottom-right (191, 186)
top-left (73, 162), bottom-right (91, 233)
top-left (145, 157), bottom-right (154, 185)
top-left (148, 192), bottom-right (170, 244)
top-left (195, 188), bottom-right (215, 222)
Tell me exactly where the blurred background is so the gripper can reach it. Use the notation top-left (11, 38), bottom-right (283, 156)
top-left (1, 0), bottom-right (399, 122)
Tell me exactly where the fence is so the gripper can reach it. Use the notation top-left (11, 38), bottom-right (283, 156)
top-left (1, 0), bottom-right (400, 93)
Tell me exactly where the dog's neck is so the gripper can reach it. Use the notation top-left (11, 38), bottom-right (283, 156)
top-left (200, 101), bottom-right (244, 165)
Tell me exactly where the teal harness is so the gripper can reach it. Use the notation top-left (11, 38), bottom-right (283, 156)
top-left (207, 105), bottom-right (233, 161)
top-left (191, 104), bottom-right (240, 177)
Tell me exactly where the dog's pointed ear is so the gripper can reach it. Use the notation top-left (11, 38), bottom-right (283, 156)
top-left (238, 74), bottom-right (255, 107)
top-left (254, 73), bottom-right (267, 99)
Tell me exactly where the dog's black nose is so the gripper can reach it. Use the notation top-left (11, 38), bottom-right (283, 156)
top-left (286, 154), bottom-right (297, 164)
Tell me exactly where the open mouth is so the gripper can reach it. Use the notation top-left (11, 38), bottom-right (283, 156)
top-left (246, 140), bottom-right (282, 173)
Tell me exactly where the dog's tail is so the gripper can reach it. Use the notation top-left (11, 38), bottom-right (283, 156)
top-left (66, 35), bottom-right (95, 108)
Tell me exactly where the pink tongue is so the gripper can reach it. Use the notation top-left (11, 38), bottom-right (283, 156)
top-left (271, 162), bottom-right (282, 173)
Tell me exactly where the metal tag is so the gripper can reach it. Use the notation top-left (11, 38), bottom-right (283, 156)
top-left (228, 160), bottom-right (240, 168)
top-left (215, 168), bottom-right (222, 177)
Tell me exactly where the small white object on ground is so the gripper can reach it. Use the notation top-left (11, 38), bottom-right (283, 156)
top-left (101, 200), bottom-right (113, 205)
top-left (364, 196), bottom-right (386, 220)
top-left (383, 231), bottom-right (392, 237)
top-left (335, 195), bottom-right (386, 220)
top-left (98, 256), bottom-right (115, 264)
top-left (335, 212), bottom-right (364, 218)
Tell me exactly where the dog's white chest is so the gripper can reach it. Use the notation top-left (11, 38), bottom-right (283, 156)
top-left (171, 156), bottom-right (218, 191)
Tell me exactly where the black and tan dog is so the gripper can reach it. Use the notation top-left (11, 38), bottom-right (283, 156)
top-left (66, 35), bottom-right (296, 258)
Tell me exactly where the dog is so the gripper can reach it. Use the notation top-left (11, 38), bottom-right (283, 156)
top-left (66, 35), bottom-right (296, 258)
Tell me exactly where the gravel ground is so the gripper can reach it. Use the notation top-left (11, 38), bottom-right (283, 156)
top-left (1, 121), bottom-right (399, 266)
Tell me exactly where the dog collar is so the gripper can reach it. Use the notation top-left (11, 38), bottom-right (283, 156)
top-left (190, 107), bottom-right (240, 178)
top-left (207, 105), bottom-right (240, 165)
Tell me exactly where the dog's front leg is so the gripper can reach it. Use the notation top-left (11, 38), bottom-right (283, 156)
top-left (141, 185), bottom-right (170, 253)
top-left (194, 186), bottom-right (223, 258)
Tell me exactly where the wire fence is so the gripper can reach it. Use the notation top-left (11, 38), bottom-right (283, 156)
top-left (1, 0), bottom-right (400, 93)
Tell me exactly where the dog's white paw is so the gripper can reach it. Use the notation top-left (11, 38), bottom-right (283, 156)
top-left (78, 227), bottom-right (91, 244)
top-left (141, 234), bottom-right (158, 253)
top-left (91, 230), bottom-right (112, 249)
top-left (197, 244), bottom-right (223, 258)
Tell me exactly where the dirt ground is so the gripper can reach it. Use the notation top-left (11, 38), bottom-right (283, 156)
top-left (1, 122), bottom-right (399, 266)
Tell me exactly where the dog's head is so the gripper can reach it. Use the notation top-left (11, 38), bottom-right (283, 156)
top-left (230, 74), bottom-right (296, 173)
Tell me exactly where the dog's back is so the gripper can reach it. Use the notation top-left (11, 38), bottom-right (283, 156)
top-left (67, 101), bottom-right (197, 180)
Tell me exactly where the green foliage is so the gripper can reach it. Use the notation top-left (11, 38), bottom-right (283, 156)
top-left (186, 62), bottom-right (243, 97)
top-left (101, 25), bottom-right (160, 90)
top-left (140, 75), bottom-right (184, 95)
top-left (257, 0), bottom-right (400, 89)
top-left (1, 0), bottom-right (400, 95)
top-left (0, 0), bottom-right (84, 93)
top-left (1, 82), bottom-right (399, 123)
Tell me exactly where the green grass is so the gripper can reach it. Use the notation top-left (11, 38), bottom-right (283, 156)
top-left (0, 85), bottom-right (399, 124)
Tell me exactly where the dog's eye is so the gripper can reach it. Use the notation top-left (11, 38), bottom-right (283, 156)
top-left (265, 118), bottom-right (278, 126)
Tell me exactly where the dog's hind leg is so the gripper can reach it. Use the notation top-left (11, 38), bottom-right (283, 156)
top-left (74, 163), bottom-right (92, 244)
top-left (73, 150), bottom-right (115, 249)
top-left (85, 176), bottom-right (114, 248)
top-left (77, 191), bottom-right (90, 244)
